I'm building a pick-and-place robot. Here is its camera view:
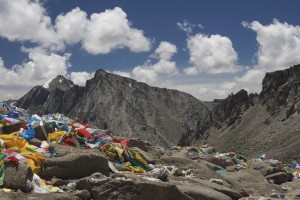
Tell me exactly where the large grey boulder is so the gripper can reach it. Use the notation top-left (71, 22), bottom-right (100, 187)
top-left (265, 172), bottom-right (293, 184)
top-left (184, 178), bottom-right (243, 199)
top-left (177, 184), bottom-right (232, 200)
top-left (4, 163), bottom-right (33, 193)
top-left (247, 158), bottom-right (281, 176)
top-left (39, 152), bottom-right (109, 179)
top-left (156, 155), bottom-right (223, 180)
top-left (220, 169), bottom-right (281, 196)
top-left (91, 179), bottom-right (193, 200)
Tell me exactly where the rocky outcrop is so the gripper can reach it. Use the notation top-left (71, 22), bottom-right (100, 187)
top-left (260, 65), bottom-right (300, 116)
top-left (199, 64), bottom-right (300, 163)
top-left (39, 146), bottom-right (110, 179)
top-left (211, 89), bottom-right (256, 128)
top-left (4, 163), bottom-right (33, 192)
top-left (16, 69), bottom-right (211, 147)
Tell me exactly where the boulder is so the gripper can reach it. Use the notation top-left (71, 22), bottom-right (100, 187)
top-left (131, 147), bottom-right (155, 164)
top-left (0, 190), bottom-right (13, 200)
top-left (198, 160), bottom-right (224, 171)
top-left (33, 123), bottom-right (54, 141)
top-left (265, 172), bottom-right (293, 184)
top-left (177, 184), bottom-right (232, 200)
top-left (129, 138), bottom-right (152, 152)
top-left (39, 151), bottom-right (109, 179)
top-left (1, 123), bottom-right (24, 134)
top-left (219, 169), bottom-right (281, 196)
top-left (201, 146), bottom-right (215, 154)
top-left (29, 138), bottom-right (42, 147)
top-left (91, 179), bottom-right (193, 200)
top-left (199, 155), bottom-right (227, 168)
top-left (247, 158), bottom-right (280, 176)
top-left (157, 155), bottom-right (223, 180)
top-left (186, 178), bottom-right (243, 199)
top-left (4, 163), bottom-right (33, 192)
top-left (51, 177), bottom-right (70, 186)
top-left (20, 192), bottom-right (81, 200)
top-left (48, 144), bottom-right (82, 157)
top-left (74, 189), bottom-right (91, 200)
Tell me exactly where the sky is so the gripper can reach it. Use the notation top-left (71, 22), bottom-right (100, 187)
top-left (1, 0), bottom-right (300, 101)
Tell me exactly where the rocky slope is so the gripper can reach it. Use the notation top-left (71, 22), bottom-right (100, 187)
top-left (16, 70), bottom-right (211, 147)
top-left (198, 64), bottom-right (300, 163)
top-left (0, 109), bottom-right (299, 200)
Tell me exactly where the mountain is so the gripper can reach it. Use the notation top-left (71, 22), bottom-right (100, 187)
top-left (16, 64), bottom-right (300, 162)
top-left (196, 64), bottom-right (300, 163)
top-left (16, 69), bottom-right (211, 147)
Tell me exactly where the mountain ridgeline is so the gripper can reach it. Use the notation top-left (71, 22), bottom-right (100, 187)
top-left (17, 70), bottom-right (211, 147)
top-left (17, 64), bottom-right (300, 162)
top-left (198, 64), bottom-right (300, 163)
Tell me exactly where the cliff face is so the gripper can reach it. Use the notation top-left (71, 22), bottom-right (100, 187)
top-left (16, 70), bottom-right (211, 147)
top-left (199, 64), bottom-right (300, 163)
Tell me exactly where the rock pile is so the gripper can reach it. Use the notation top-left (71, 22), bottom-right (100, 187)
top-left (0, 105), bottom-right (300, 200)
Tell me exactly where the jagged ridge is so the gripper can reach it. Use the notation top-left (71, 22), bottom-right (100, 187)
top-left (198, 64), bottom-right (300, 163)
top-left (17, 69), bottom-right (211, 147)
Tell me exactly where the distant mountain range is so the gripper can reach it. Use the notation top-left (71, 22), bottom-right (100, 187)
top-left (16, 65), bottom-right (300, 162)
top-left (16, 69), bottom-right (211, 147)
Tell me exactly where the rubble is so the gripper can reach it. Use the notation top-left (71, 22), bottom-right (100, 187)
top-left (0, 103), bottom-right (300, 200)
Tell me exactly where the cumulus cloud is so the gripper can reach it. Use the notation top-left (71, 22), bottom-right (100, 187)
top-left (235, 19), bottom-right (300, 94)
top-left (243, 19), bottom-right (300, 70)
top-left (0, 0), bottom-right (59, 50)
top-left (185, 34), bottom-right (242, 75)
top-left (82, 7), bottom-right (151, 54)
top-left (0, 1), bottom-right (151, 54)
top-left (132, 41), bottom-right (178, 84)
top-left (154, 41), bottom-right (177, 60)
top-left (132, 66), bottom-right (158, 84)
top-left (0, 52), bottom-right (71, 100)
top-left (55, 7), bottom-right (88, 46)
top-left (70, 71), bottom-right (95, 86)
top-left (0, 52), bottom-right (70, 86)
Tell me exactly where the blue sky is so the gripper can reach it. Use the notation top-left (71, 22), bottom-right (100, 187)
top-left (1, 0), bottom-right (300, 101)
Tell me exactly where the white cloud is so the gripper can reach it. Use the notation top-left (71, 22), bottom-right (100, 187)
top-left (0, 52), bottom-right (71, 100)
top-left (132, 66), bottom-right (158, 84)
top-left (82, 7), bottom-right (151, 54)
top-left (70, 71), bottom-right (95, 86)
top-left (243, 19), bottom-right (300, 70)
top-left (154, 41), bottom-right (177, 60)
top-left (112, 70), bottom-right (131, 78)
top-left (132, 41), bottom-right (178, 84)
top-left (185, 33), bottom-right (242, 74)
top-left (0, 1), bottom-right (151, 54)
top-left (0, 52), bottom-right (70, 86)
top-left (234, 20), bottom-right (300, 94)
top-left (164, 81), bottom-right (240, 101)
top-left (177, 19), bottom-right (203, 35)
top-left (0, 0), bottom-right (59, 49)
top-left (55, 7), bottom-right (88, 46)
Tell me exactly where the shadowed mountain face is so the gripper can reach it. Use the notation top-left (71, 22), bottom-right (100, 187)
top-left (198, 64), bottom-right (300, 163)
top-left (16, 69), bottom-right (211, 147)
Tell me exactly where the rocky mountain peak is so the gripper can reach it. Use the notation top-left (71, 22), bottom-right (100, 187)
top-left (43, 75), bottom-right (75, 92)
top-left (94, 69), bottom-right (107, 77)
top-left (200, 64), bottom-right (300, 163)
top-left (259, 64), bottom-right (300, 115)
top-left (17, 69), bottom-right (210, 147)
